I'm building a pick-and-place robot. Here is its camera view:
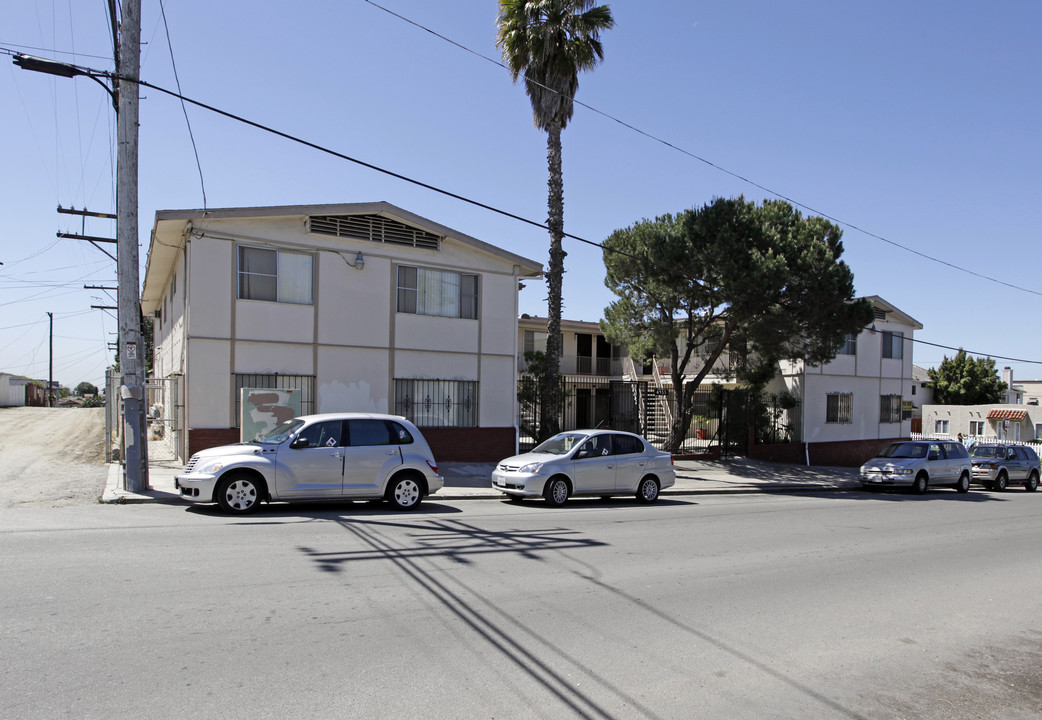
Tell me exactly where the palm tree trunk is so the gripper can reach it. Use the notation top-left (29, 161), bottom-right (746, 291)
top-left (540, 120), bottom-right (566, 439)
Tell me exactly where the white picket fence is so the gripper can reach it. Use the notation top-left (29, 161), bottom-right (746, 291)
top-left (911, 432), bottom-right (1042, 455)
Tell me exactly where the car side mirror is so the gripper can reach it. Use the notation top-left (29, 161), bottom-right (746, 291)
top-left (291, 437), bottom-right (310, 449)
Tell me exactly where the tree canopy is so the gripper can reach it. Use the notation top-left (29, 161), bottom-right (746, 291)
top-left (927, 350), bottom-right (1008, 405)
top-left (74, 381), bottom-right (99, 396)
top-left (601, 197), bottom-right (873, 452)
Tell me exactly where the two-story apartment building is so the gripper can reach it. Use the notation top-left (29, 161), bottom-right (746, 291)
top-left (766, 295), bottom-right (921, 463)
top-left (141, 202), bottom-right (542, 462)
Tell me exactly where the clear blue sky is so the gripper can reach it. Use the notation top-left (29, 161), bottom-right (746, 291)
top-left (2, 1), bottom-right (1040, 390)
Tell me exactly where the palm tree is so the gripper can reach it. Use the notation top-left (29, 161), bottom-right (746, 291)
top-left (496, 0), bottom-right (614, 439)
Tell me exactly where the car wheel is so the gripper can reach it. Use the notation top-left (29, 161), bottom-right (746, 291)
top-left (911, 473), bottom-right (928, 495)
top-left (386, 474), bottom-right (423, 511)
top-left (216, 473), bottom-right (263, 515)
top-left (995, 471), bottom-right (1008, 492)
top-left (544, 477), bottom-right (570, 507)
top-left (636, 476), bottom-right (660, 504)
top-left (956, 471), bottom-right (970, 494)
top-left (1026, 472), bottom-right (1039, 493)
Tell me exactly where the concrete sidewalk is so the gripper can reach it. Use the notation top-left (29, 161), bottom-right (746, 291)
top-left (102, 457), bottom-right (862, 505)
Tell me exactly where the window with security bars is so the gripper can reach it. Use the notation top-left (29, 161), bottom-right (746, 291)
top-left (394, 379), bottom-right (478, 427)
top-left (879, 394), bottom-right (902, 424)
top-left (233, 374), bottom-right (314, 427)
top-left (826, 393), bottom-right (852, 424)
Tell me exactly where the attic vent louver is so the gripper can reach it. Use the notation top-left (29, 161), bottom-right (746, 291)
top-left (308, 214), bottom-right (441, 251)
top-left (873, 308), bottom-right (887, 321)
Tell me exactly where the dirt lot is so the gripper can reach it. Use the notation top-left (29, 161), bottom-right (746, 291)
top-left (0, 406), bottom-right (109, 507)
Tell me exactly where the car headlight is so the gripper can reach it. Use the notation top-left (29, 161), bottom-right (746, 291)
top-left (194, 459), bottom-right (225, 475)
top-left (519, 462), bottom-right (544, 473)
top-left (894, 468), bottom-right (913, 475)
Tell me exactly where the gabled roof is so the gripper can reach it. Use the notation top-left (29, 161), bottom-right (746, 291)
top-left (142, 201), bottom-right (542, 312)
top-left (863, 295), bottom-right (923, 330)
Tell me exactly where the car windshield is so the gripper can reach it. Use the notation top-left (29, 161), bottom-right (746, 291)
top-left (969, 445), bottom-right (1004, 458)
top-left (532, 433), bottom-right (589, 455)
top-left (254, 418), bottom-right (305, 444)
top-left (878, 442), bottom-right (926, 459)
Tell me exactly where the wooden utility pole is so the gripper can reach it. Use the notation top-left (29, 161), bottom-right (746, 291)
top-left (47, 312), bottom-right (54, 407)
top-left (117, 0), bottom-right (148, 492)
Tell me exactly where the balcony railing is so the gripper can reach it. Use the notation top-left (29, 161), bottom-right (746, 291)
top-left (518, 354), bottom-right (636, 377)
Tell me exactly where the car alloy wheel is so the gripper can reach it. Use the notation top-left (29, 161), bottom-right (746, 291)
top-left (995, 472), bottom-right (1008, 492)
top-left (1026, 472), bottom-right (1039, 493)
top-left (544, 478), bottom-right (570, 506)
top-left (956, 472), bottom-right (970, 494)
top-left (911, 473), bottom-right (928, 495)
top-left (636, 477), bottom-right (660, 504)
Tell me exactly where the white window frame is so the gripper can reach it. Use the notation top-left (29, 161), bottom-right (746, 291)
top-left (882, 330), bottom-right (904, 359)
top-left (237, 246), bottom-right (314, 305)
top-left (970, 420), bottom-right (985, 436)
top-left (397, 265), bottom-right (478, 319)
top-left (839, 333), bottom-right (857, 356)
top-left (935, 419), bottom-right (950, 434)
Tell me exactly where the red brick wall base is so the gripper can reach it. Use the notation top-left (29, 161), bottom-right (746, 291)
top-left (748, 437), bottom-right (902, 467)
top-left (187, 428), bottom-right (241, 458)
top-left (186, 426), bottom-right (516, 463)
top-left (421, 427), bottom-right (516, 462)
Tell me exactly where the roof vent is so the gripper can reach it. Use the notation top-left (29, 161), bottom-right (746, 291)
top-left (308, 214), bottom-right (441, 251)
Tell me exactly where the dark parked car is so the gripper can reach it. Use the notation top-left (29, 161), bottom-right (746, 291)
top-left (969, 443), bottom-right (1040, 492)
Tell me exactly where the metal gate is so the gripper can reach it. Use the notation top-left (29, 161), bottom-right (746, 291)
top-left (518, 377), bottom-right (651, 451)
top-left (145, 376), bottom-right (182, 463)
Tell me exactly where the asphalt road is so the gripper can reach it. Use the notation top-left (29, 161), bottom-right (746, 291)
top-left (3, 489), bottom-right (1041, 719)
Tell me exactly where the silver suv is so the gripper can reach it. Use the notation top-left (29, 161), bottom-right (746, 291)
top-left (968, 443), bottom-right (1040, 492)
top-left (175, 413), bottom-right (444, 514)
top-left (860, 440), bottom-right (971, 494)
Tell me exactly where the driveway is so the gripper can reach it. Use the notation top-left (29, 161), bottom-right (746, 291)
top-left (0, 406), bottom-right (108, 507)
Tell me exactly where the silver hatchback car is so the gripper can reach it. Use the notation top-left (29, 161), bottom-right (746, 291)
top-left (176, 413), bottom-right (444, 514)
top-left (492, 430), bottom-right (675, 506)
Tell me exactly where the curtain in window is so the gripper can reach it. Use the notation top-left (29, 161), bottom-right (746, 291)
top-left (239, 247), bottom-right (277, 301)
top-left (278, 251), bottom-right (313, 305)
top-left (417, 268), bottom-right (460, 317)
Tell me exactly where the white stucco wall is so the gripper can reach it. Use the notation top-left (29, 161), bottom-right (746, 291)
top-left (147, 207), bottom-right (537, 440)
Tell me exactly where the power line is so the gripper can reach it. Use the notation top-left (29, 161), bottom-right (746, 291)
top-left (359, 1), bottom-right (1042, 299)
top-left (5, 46), bottom-right (1039, 367)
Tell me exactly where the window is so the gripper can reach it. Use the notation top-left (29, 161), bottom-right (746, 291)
top-left (882, 330), bottom-right (904, 359)
top-left (297, 420), bottom-right (342, 449)
top-left (397, 266), bottom-right (478, 319)
top-left (879, 394), bottom-right (902, 424)
top-left (233, 373), bottom-right (314, 427)
top-left (839, 334), bottom-right (857, 356)
top-left (238, 246), bottom-right (313, 305)
top-left (394, 378), bottom-right (478, 427)
top-left (612, 434), bottom-right (645, 455)
top-left (826, 393), bottom-right (852, 424)
top-left (935, 419), bottom-right (950, 434)
top-left (970, 420), bottom-right (985, 436)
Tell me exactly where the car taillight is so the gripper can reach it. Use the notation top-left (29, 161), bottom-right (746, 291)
top-left (670, 455), bottom-right (674, 465)
top-left (427, 460), bottom-right (439, 474)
